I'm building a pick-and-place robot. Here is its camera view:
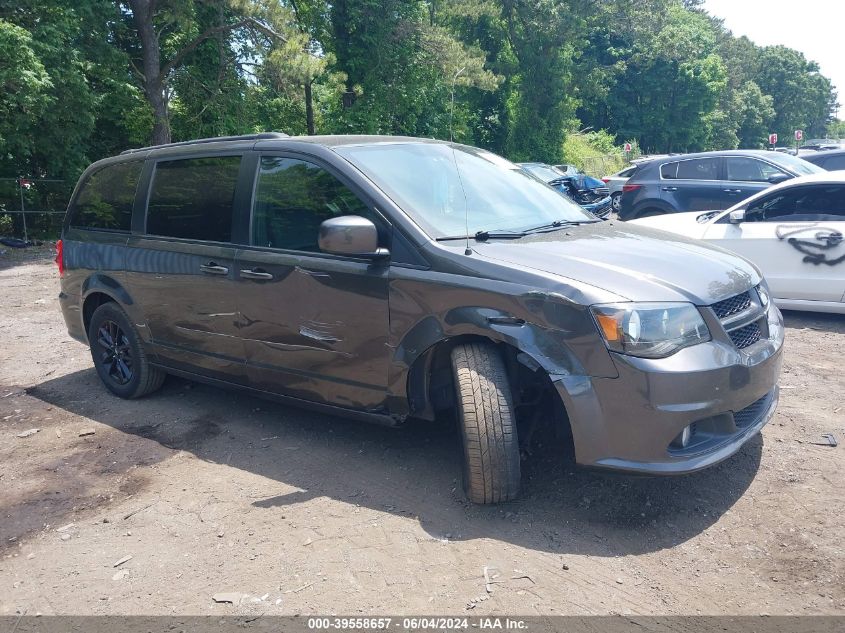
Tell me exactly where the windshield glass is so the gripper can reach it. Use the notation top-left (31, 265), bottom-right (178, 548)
top-left (520, 163), bottom-right (563, 182)
top-left (336, 143), bottom-right (592, 238)
top-left (766, 152), bottom-right (823, 176)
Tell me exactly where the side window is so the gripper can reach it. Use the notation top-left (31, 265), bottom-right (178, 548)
top-left (725, 157), bottom-right (781, 182)
top-left (70, 162), bottom-right (142, 231)
top-left (252, 156), bottom-right (376, 252)
top-left (146, 156), bottom-right (241, 242)
top-left (746, 186), bottom-right (845, 222)
top-left (660, 162), bottom-right (678, 179)
top-left (619, 166), bottom-right (636, 178)
top-left (822, 154), bottom-right (845, 171)
top-left (675, 158), bottom-right (719, 180)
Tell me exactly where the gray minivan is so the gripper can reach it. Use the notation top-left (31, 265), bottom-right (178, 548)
top-left (58, 134), bottom-right (784, 504)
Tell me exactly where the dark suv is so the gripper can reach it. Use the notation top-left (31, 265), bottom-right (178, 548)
top-left (618, 150), bottom-right (822, 221)
top-left (803, 148), bottom-right (845, 171)
top-left (58, 134), bottom-right (784, 504)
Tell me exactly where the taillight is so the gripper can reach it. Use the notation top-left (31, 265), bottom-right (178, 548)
top-left (622, 184), bottom-right (642, 193)
top-left (55, 239), bottom-right (64, 276)
top-left (601, 178), bottom-right (610, 183)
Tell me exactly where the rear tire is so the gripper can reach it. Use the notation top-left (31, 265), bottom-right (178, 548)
top-left (88, 302), bottom-right (165, 399)
top-left (611, 192), bottom-right (621, 212)
top-left (450, 343), bottom-right (521, 504)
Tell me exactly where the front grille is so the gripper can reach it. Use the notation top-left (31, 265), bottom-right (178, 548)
top-left (728, 321), bottom-right (763, 349)
top-left (733, 391), bottom-right (774, 428)
top-left (593, 186), bottom-right (610, 196)
top-left (712, 291), bottom-right (752, 319)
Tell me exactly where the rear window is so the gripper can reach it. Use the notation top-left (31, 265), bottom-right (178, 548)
top-left (70, 161), bottom-right (142, 231)
top-left (146, 156), bottom-right (241, 242)
top-left (661, 158), bottom-right (719, 180)
top-left (822, 154), bottom-right (845, 171)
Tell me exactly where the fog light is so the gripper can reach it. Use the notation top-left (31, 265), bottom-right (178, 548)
top-left (671, 425), bottom-right (692, 449)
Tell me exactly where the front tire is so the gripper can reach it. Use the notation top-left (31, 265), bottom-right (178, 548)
top-left (450, 343), bottom-right (521, 504)
top-left (88, 302), bottom-right (165, 399)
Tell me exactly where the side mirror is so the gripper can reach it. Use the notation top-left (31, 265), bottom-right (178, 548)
top-left (729, 209), bottom-right (746, 224)
top-left (767, 172), bottom-right (790, 184)
top-left (318, 215), bottom-right (389, 258)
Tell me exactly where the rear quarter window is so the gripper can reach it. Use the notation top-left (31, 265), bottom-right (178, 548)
top-left (146, 156), bottom-right (241, 242)
top-left (70, 161), bottom-right (142, 231)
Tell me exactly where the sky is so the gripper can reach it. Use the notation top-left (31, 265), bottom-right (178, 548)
top-left (703, 0), bottom-right (843, 118)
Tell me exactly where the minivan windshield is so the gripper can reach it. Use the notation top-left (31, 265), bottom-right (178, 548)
top-left (765, 151), bottom-right (823, 176)
top-left (336, 142), bottom-right (593, 238)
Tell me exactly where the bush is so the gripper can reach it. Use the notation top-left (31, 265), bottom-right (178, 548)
top-left (561, 129), bottom-right (638, 177)
top-left (0, 213), bottom-right (13, 236)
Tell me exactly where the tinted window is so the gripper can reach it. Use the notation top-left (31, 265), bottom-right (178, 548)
top-left (822, 154), bottom-right (845, 171)
top-left (252, 157), bottom-right (373, 251)
top-left (746, 185), bottom-right (845, 222)
top-left (619, 166), bottom-right (636, 178)
top-left (726, 157), bottom-right (782, 182)
top-left (146, 156), bottom-right (241, 242)
top-left (71, 162), bottom-right (142, 231)
top-left (668, 158), bottom-right (719, 180)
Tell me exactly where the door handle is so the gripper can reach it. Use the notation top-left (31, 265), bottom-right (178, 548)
top-left (723, 188), bottom-right (743, 194)
top-left (661, 186), bottom-right (678, 192)
top-left (200, 262), bottom-right (229, 275)
top-left (240, 268), bottom-right (274, 281)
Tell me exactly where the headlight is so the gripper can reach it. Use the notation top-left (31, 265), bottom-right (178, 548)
top-left (756, 283), bottom-right (770, 309)
top-left (590, 302), bottom-right (711, 358)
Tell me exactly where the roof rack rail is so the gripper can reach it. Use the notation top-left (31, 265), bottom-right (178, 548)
top-left (120, 132), bottom-right (289, 155)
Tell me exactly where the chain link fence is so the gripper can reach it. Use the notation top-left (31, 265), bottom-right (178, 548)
top-left (0, 178), bottom-right (72, 242)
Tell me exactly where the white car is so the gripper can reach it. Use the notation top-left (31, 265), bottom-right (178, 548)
top-left (629, 172), bottom-right (845, 314)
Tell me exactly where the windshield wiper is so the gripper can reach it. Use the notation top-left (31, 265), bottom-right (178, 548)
top-left (520, 219), bottom-right (600, 233)
top-left (436, 229), bottom-right (528, 242)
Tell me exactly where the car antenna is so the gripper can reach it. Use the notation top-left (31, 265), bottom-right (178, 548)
top-left (448, 66), bottom-right (472, 255)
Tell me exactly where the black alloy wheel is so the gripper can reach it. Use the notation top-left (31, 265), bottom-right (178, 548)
top-left (96, 319), bottom-right (134, 385)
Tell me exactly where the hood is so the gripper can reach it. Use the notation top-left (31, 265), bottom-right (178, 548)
top-left (472, 221), bottom-right (760, 305)
top-left (628, 210), bottom-right (721, 238)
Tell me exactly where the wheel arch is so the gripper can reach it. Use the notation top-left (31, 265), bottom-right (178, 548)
top-left (80, 274), bottom-right (137, 342)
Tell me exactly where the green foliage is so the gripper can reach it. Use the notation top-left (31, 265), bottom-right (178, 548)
top-left (827, 119), bottom-right (845, 139)
top-left (755, 45), bottom-right (837, 140)
top-left (561, 130), bottom-right (626, 175)
top-left (0, 0), bottom-right (839, 183)
top-left (0, 213), bottom-right (13, 235)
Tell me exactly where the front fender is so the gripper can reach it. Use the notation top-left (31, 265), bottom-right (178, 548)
top-left (386, 274), bottom-right (619, 418)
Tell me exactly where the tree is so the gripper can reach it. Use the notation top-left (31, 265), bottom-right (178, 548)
top-left (755, 45), bottom-right (837, 140)
top-left (0, 19), bottom-right (51, 170)
top-left (122, 0), bottom-right (307, 144)
top-left (598, 3), bottom-right (726, 152)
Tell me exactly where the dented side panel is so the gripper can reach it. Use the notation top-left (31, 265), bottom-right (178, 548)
top-left (234, 247), bottom-right (391, 411)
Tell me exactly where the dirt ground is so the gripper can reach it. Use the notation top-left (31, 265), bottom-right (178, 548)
top-left (0, 248), bottom-right (843, 617)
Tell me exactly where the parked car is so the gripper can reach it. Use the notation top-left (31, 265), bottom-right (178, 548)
top-left (802, 148), bottom-right (845, 171)
top-left (58, 133), bottom-right (784, 504)
top-left (601, 165), bottom-right (637, 212)
top-left (618, 150), bottom-right (822, 221)
top-left (629, 172), bottom-right (845, 314)
top-left (518, 162), bottom-right (613, 218)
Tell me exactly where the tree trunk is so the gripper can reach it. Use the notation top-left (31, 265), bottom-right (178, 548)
top-left (305, 81), bottom-right (315, 135)
top-left (129, 0), bottom-right (171, 145)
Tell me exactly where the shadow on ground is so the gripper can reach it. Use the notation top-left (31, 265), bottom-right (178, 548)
top-left (781, 309), bottom-right (845, 333)
top-left (28, 367), bottom-right (763, 557)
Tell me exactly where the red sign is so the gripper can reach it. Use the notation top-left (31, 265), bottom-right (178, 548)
top-left (623, 142), bottom-right (632, 153)
top-left (768, 133), bottom-right (778, 145)
top-left (17, 178), bottom-right (33, 189)
top-left (794, 129), bottom-right (803, 141)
